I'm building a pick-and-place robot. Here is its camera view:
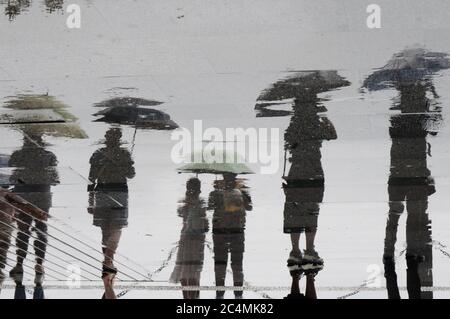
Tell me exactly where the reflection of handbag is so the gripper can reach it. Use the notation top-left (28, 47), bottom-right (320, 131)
top-left (318, 117), bottom-right (337, 141)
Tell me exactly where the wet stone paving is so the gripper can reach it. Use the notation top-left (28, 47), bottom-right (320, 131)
top-left (1, 0), bottom-right (450, 299)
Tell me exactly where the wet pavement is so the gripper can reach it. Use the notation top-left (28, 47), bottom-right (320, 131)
top-left (1, 0), bottom-right (450, 299)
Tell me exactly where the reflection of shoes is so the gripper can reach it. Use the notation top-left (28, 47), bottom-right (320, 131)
top-left (102, 265), bottom-right (118, 279)
top-left (33, 285), bottom-right (45, 299)
top-left (216, 292), bottom-right (225, 299)
top-left (9, 265), bottom-right (24, 284)
top-left (303, 250), bottom-right (323, 265)
top-left (287, 250), bottom-right (302, 264)
top-left (287, 250), bottom-right (303, 274)
top-left (35, 264), bottom-right (45, 286)
top-left (301, 262), bottom-right (324, 276)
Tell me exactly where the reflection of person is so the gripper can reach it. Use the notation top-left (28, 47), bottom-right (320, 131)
top-left (8, 133), bottom-right (58, 299)
top-left (87, 128), bottom-right (135, 298)
top-left (283, 95), bottom-right (335, 274)
top-left (208, 173), bottom-right (252, 299)
top-left (383, 80), bottom-right (436, 299)
top-left (170, 178), bottom-right (208, 299)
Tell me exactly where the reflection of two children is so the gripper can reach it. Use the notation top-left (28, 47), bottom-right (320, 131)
top-left (208, 173), bottom-right (252, 299)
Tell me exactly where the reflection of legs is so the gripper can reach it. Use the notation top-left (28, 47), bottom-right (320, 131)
top-left (305, 230), bottom-right (316, 253)
top-left (383, 192), bottom-right (404, 299)
top-left (16, 212), bottom-right (32, 266)
top-left (383, 255), bottom-right (400, 299)
top-left (305, 275), bottom-right (317, 299)
top-left (34, 220), bottom-right (47, 269)
top-left (384, 201), bottom-right (404, 258)
top-left (406, 255), bottom-right (421, 299)
top-left (0, 226), bottom-right (11, 289)
top-left (213, 234), bottom-right (228, 298)
top-left (230, 234), bottom-right (245, 298)
top-left (406, 199), bottom-right (432, 299)
top-left (290, 233), bottom-right (300, 252)
top-left (101, 226), bottom-right (122, 268)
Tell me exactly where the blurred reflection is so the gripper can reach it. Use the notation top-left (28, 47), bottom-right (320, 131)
top-left (8, 132), bottom-right (59, 299)
top-left (363, 49), bottom-right (449, 299)
top-left (208, 173), bottom-right (252, 299)
top-left (383, 81), bottom-right (438, 299)
top-left (255, 71), bottom-right (349, 297)
top-left (2, 0), bottom-right (30, 20)
top-left (170, 178), bottom-right (208, 299)
top-left (87, 128), bottom-right (135, 299)
top-left (44, 0), bottom-right (63, 13)
top-left (0, 190), bottom-right (13, 295)
top-left (1, 0), bottom-right (64, 20)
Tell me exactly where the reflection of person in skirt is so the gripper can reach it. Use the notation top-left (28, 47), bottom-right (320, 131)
top-left (87, 128), bottom-right (135, 298)
top-left (170, 178), bottom-right (208, 299)
top-left (208, 173), bottom-right (252, 299)
top-left (283, 96), bottom-right (336, 275)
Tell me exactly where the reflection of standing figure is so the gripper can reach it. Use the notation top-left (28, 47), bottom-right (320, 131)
top-left (87, 128), bottom-right (135, 298)
top-left (255, 71), bottom-right (348, 295)
top-left (208, 173), bottom-right (252, 299)
top-left (283, 96), bottom-right (336, 274)
top-left (170, 178), bottom-right (208, 299)
top-left (383, 81), bottom-right (437, 299)
top-left (8, 133), bottom-right (59, 298)
top-left (362, 48), bottom-right (448, 299)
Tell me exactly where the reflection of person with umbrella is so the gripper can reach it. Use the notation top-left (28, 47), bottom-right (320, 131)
top-left (208, 173), bottom-right (252, 299)
top-left (256, 71), bottom-right (349, 282)
top-left (8, 132), bottom-right (59, 299)
top-left (363, 48), bottom-right (450, 299)
top-left (87, 128), bottom-right (135, 298)
top-left (170, 178), bottom-right (208, 299)
top-left (1, 93), bottom-right (86, 298)
top-left (178, 151), bottom-right (253, 299)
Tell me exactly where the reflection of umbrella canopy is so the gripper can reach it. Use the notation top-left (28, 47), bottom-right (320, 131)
top-left (255, 71), bottom-right (350, 117)
top-left (94, 106), bottom-right (178, 130)
top-left (363, 48), bottom-right (450, 91)
top-left (93, 97), bottom-right (178, 130)
top-left (1, 94), bottom-right (88, 139)
top-left (93, 97), bottom-right (163, 108)
top-left (177, 150), bottom-right (254, 175)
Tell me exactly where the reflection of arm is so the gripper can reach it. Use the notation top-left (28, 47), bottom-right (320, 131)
top-left (241, 189), bottom-right (253, 211)
top-left (88, 152), bottom-right (100, 184)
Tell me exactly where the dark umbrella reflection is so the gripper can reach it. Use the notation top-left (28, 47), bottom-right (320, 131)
top-left (169, 178), bottom-right (208, 299)
top-left (87, 127), bottom-right (135, 299)
top-left (8, 132), bottom-right (59, 299)
top-left (208, 173), bottom-right (252, 299)
top-left (363, 48), bottom-right (450, 299)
